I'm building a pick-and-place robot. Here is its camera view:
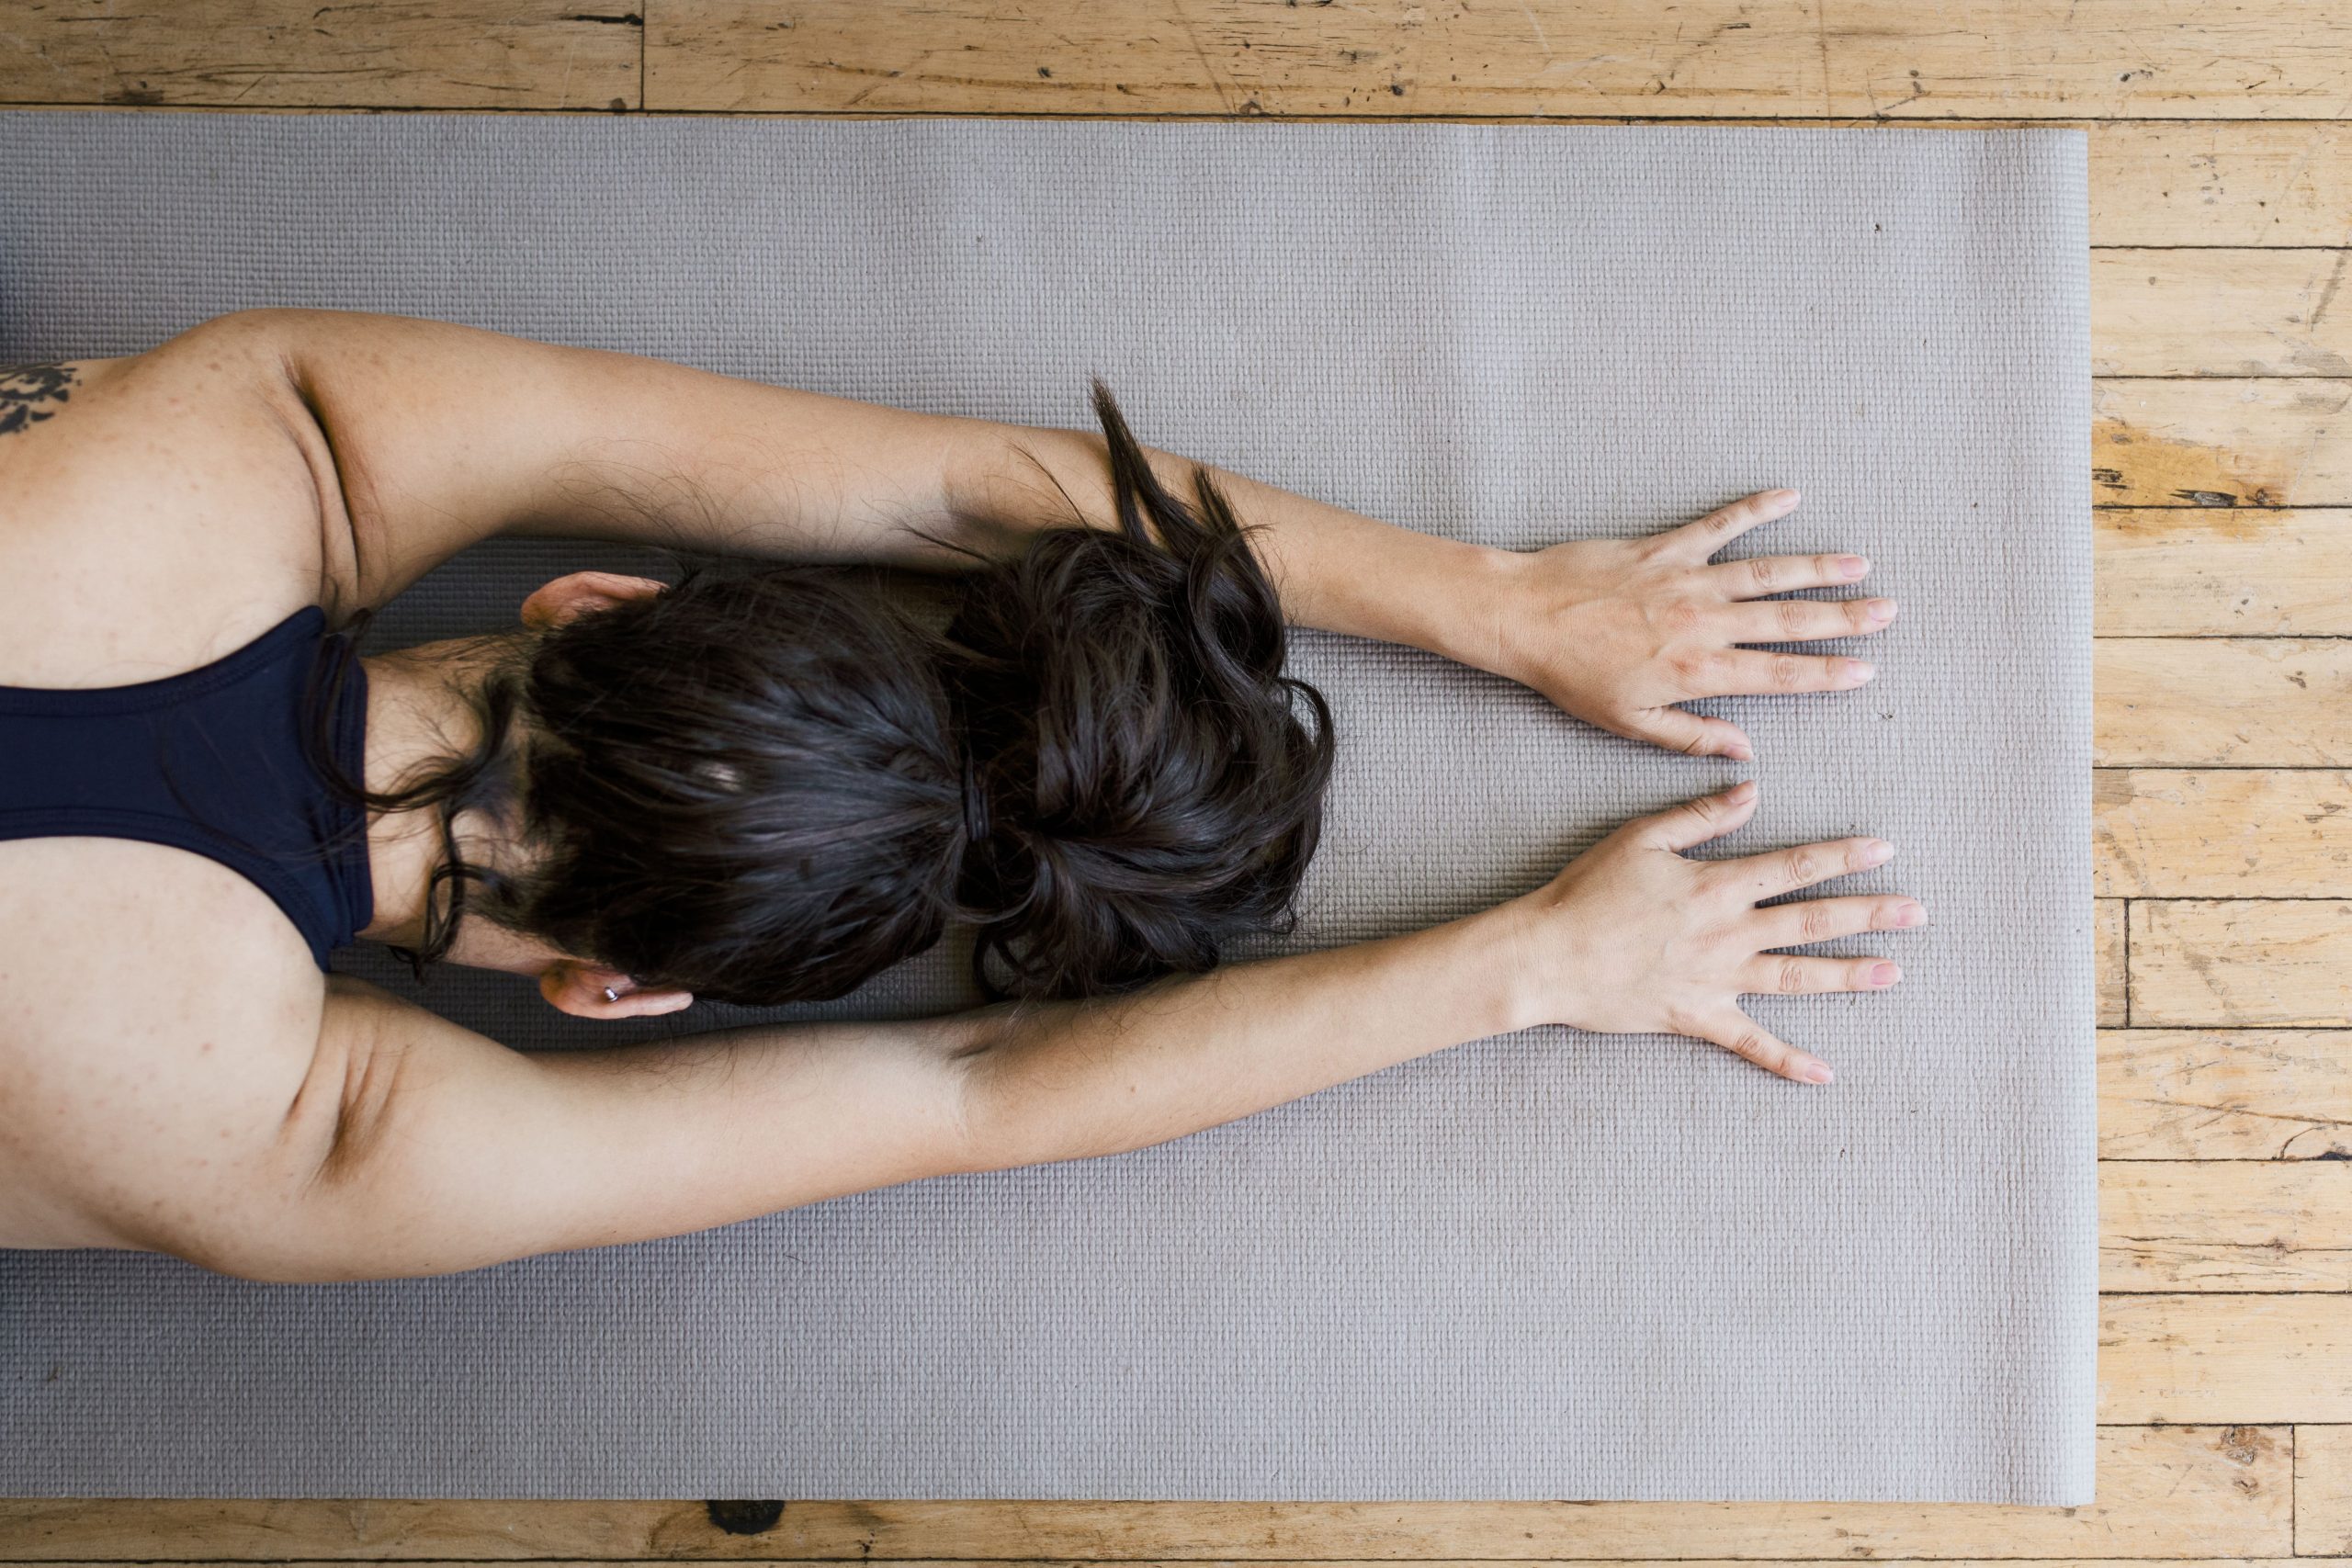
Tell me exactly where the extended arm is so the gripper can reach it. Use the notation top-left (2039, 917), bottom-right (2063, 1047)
top-left (149, 784), bottom-right (1917, 1284)
top-left (227, 308), bottom-right (1893, 760)
top-left (222, 307), bottom-right (1498, 664)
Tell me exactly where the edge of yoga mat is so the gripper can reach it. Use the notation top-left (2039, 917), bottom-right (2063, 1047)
top-left (0, 113), bottom-right (2093, 1505)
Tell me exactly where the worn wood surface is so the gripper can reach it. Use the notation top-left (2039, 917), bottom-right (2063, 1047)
top-left (2095, 252), bottom-right (2352, 378)
top-left (0, 1427), bottom-right (2297, 1560)
top-left (2094, 381), bottom-right (2352, 510)
top-left (2101, 1296), bottom-right (2352, 1424)
top-left (2101, 1160), bottom-right (2352, 1291)
top-left (639, 0), bottom-right (2352, 120)
top-left (2303, 1424), bottom-right (2352, 1557)
top-left (2096, 639), bottom-right (2352, 767)
top-left (0, 1), bottom-right (639, 110)
top-left (4, 0), bottom-right (2351, 1560)
top-left (2096, 771), bottom-right (2352, 898)
top-left (2131, 901), bottom-right (2352, 1028)
top-left (2098, 1030), bottom-right (2352, 1160)
top-left (2094, 511), bottom-right (2352, 637)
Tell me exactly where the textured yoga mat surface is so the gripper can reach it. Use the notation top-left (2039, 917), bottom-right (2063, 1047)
top-left (0, 112), bottom-right (2091, 1502)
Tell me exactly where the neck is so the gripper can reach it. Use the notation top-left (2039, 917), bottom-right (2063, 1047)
top-left (352, 637), bottom-right (513, 953)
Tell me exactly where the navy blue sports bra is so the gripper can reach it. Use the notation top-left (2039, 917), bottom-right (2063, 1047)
top-left (0, 606), bottom-right (374, 970)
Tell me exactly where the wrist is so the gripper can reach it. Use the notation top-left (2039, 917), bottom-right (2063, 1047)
top-left (1468, 891), bottom-right (1577, 1038)
top-left (1424, 541), bottom-right (1533, 680)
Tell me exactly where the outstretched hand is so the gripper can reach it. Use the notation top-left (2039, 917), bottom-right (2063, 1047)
top-left (1480, 489), bottom-right (1894, 761)
top-left (1506, 780), bottom-right (1923, 1083)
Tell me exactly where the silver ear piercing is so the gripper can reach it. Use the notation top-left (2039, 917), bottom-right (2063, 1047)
top-left (603, 987), bottom-right (620, 1003)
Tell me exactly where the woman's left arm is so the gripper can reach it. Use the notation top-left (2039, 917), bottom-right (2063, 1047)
top-left (231, 308), bottom-right (1889, 758)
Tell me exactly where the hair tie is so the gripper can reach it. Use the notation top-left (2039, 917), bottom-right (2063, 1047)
top-left (959, 750), bottom-right (992, 846)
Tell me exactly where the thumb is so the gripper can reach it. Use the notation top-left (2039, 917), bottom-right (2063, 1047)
top-left (1634, 779), bottom-right (1760, 852)
top-left (1621, 705), bottom-right (1755, 762)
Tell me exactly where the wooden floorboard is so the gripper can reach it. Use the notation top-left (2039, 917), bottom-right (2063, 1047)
top-left (639, 0), bottom-right (2352, 120)
top-left (3, 0), bottom-right (2348, 1561)
top-left (2098, 1030), bottom-right (2352, 1159)
top-left (0, 1427), bottom-right (2297, 1558)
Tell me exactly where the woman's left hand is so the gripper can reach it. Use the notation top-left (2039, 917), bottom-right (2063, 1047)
top-left (1476, 489), bottom-right (1895, 761)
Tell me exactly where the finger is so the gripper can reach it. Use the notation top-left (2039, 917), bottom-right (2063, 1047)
top-left (1740, 952), bottom-right (1905, 997)
top-left (1723, 835), bottom-right (1894, 899)
top-left (1693, 1007), bottom-right (1835, 1085)
top-left (1686, 647), bottom-right (1877, 697)
top-left (1721, 595), bottom-right (1899, 645)
top-left (1634, 778), bottom-right (1760, 852)
top-left (1708, 550), bottom-right (1872, 598)
top-left (1661, 488), bottom-right (1802, 560)
top-left (1619, 705), bottom-right (1755, 763)
top-left (1755, 894), bottom-right (1928, 947)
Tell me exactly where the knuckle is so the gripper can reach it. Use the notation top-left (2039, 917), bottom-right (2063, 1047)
top-left (1775, 598), bottom-right (1810, 637)
top-left (1659, 599), bottom-right (1707, 637)
top-left (1662, 1003), bottom-right (1711, 1037)
top-left (1747, 555), bottom-right (1781, 590)
top-left (1770, 652), bottom-right (1804, 691)
top-left (1799, 900), bottom-right (1838, 941)
top-left (1731, 1029), bottom-right (1783, 1069)
top-left (1775, 956), bottom-right (1809, 995)
top-left (1666, 649), bottom-right (1712, 689)
top-left (1786, 849), bottom-right (1820, 884)
top-left (1815, 553), bottom-right (1844, 581)
top-left (1845, 596), bottom-right (1876, 629)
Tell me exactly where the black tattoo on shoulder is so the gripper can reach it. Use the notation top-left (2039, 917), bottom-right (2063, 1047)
top-left (0, 362), bottom-right (80, 437)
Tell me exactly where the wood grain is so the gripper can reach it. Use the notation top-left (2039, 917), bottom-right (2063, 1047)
top-left (2101, 1296), bottom-right (2352, 1422)
top-left (640, 0), bottom-right (2352, 120)
top-left (2095, 251), bottom-right (2352, 378)
top-left (2131, 901), bottom-right (2352, 1028)
top-left (2302, 1424), bottom-right (2352, 1558)
top-left (2088, 124), bottom-right (2352, 247)
top-left (0, 1427), bottom-right (2292, 1560)
top-left (2099, 1030), bottom-right (2352, 1160)
top-left (2096, 770), bottom-right (2352, 897)
top-left (2094, 380), bottom-right (2352, 509)
top-left (2100, 897), bottom-right (2129, 1026)
top-left (0, 1), bottom-right (639, 110)
top-left (2102, 1161), bottom-right (2352, 1292)
top-left (2096, 641), bottom-right (2352, 768)
top-left (2095, 511), bottom-right (2352, 637)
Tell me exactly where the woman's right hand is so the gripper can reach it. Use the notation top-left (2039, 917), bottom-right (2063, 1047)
top-left (1504, 780), bottom-right (1925, 1084)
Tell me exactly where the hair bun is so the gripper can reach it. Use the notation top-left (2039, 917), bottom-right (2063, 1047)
top-left (942, 378), bottom-right (1335, 999)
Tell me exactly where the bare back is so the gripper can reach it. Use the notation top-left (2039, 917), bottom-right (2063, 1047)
top-left (0, 326), bottom-right (384, 1251)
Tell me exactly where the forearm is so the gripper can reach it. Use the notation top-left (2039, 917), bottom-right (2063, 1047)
top-left (956, 898), bottom-right (1537, 1170)
top-left (943, 422), bottom-right (1520, 665)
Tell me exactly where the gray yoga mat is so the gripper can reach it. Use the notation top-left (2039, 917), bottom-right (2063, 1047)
top-left (0, 112), bottom-right (2092, 1503)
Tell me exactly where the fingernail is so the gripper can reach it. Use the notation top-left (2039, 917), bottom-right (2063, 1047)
top-left (1771, 488), bottom-right (1801, 503)
top-left (1843, 659), bottom-right (1877, 684)
top-left (1802, 1061), bottom-right (1836, 1084)
top-left (1728, 780), bottom-right (1758, 803)
top-left (1725, 740), bottom-right (1755, 761)
top-left (1863, 839), bottom-right (1894, 865)
top-left (1896, 900), bottom-right (1927, 927)
top-left (1840, 555), bottom-right (1870, 579)
top-left (1868, 597), bottom-right (1898, 623)
top-left (1871, 962), bottom-right (1902, 987)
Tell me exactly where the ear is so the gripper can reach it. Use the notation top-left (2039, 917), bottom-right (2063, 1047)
top-left (539, 959), bottom-right (695, 1020)
top-left (519, 570), bottom-right (669, 632)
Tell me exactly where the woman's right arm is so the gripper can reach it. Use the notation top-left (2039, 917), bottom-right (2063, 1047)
top-left (160, 783), bottom-right (1917, 1284)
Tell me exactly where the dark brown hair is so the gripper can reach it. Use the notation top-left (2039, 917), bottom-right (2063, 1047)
top-left (311, 380), bottom-right (1335, 1006)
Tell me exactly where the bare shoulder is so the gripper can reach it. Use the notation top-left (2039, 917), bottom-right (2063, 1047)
top-left (0, 834), bottom-right (336, 1258)
top-left (0, 313), bottom-right (355, 687)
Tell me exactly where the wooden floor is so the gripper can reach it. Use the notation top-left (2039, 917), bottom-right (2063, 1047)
top-left (4, 0), bottom-right (2350, 1560)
